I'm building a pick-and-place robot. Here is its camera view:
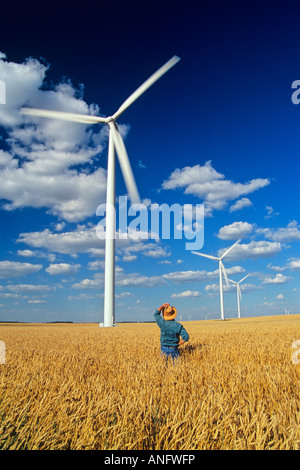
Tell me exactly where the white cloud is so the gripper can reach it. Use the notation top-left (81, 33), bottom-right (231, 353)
top-left (264, 206), bottom-right (279, 219)
top-left (5, 284), bottom-right (52, 292)
top-left (0, 261), bottom-right (42, 279)
top-left (229, 198), bottom-right (253, 212)
top-left (267, 263), bottom-right (286, 272)
top-left (205, 283), bottom-right (235, 293)
top-left (171, 290), bottom-right (201, 298)
top-left (217, 221), bottom-right (254, 240)
top-left (0, 56), bottom-right (47, 126)
top-left (0, 54), bottom-right (109, 222)
top-left (17, 249), bottom-right (36, 257)
top-left (17, 249), bottom-right (56, 261)
top-left (142, 246), bottom-right (170, 258)
top-left (116, 273), bottom-right (165, 288)
top-left (162, 161), bottom-right (270, 215)
top-left (286, 258), bottom-right (300, 270)
top-left (87, 260), bottom-right (105, 270)
top-left (205, 282), bottom-right (258, 293)
top-left (72, 269), bottom-right (165, 289)
top-left (262, 273), bottom-right (292, 284)
top-left (218, 240), bottom-right (282, 261)
top-left (17, 225), bottom-right (169, 263)
top-left (45, 263), bottom-right (81, 275)
top-left (122, 255), bottom-right (137, 262)
top-left (163, 270), bottom-right (208, 284)
top-left (276, 294), bottom-right (284, 300)
top-left (257, 220), bottom-right (300, 242)
top-left (17, 226), bottom-right (103, 255)
top-left (72, 273), bottom-right (103, 289)
top-left (163, 266), bottom-right (245, 284)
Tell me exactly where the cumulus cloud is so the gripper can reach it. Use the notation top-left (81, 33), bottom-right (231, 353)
top-left (72, 274), bottom-right (103, 289)
top-left (286, 258), bottom-right (300, 270)
top-left (17, 249), bottom-right (56, 262)
top-left (17, 225), bottom-right (168, 261)
top-left (218, 240), bottom-right (282, 261)
top-left (264, 206), bottom-right (279, 219)
top-left (229, 198), bottom-right (253, 212)
top-left (0, 54), bottom-right (110, 222)
top-left (72, 269), bottom-right (165, 289)
top-left (0, 261), bottom-right (42, 279)
top-left (45, 263), bottom-right (81, 275)
top-left (162, 266), bottom-right (245, 284)
top-left (116, 273), bottom-right (165, 288)
top-left (205, 282), bottom-right (259, 293)
top-left (262, 273), bottom-right (292, 284)
top-left (257, 220), bottom-right (300, 242)
top-left (267, 263), bottom-right (286, 272)
top-left (171, 290), bottom-right (201, 298)
top-left (5, 284), bottom-right (52, 292)
top-left (17, 227), bottom-right (103, 255)
top-left (217, 221), bottom-right (254, 240)
top-left (162, 161), bottom-right (270, 215)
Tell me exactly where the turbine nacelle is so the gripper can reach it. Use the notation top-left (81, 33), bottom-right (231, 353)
top-left (105, 116), bottom-right (116, 124)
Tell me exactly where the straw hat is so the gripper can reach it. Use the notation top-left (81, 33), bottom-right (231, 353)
top-left (163, 305), bottom-right (177, 321)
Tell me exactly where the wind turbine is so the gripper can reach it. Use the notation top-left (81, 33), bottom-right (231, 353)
top-left (21, 56), bottom-right (181, 327)
top-left (192, 239), bottom-right (241, 321)
top-left (228, 273), bottom-right (250, 318)
top-left (284, 308), bottom-right (291, 315)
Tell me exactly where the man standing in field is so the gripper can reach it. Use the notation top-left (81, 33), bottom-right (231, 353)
top-left (154, 303), bottom-right (189, 361)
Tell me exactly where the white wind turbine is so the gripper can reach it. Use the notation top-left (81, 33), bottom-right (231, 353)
top-left (21, 56), bottom-right (180, 327)
top-left (228, 273), bottom-right (250, 318)
top-left (192, 239), bottom-right (241, 321)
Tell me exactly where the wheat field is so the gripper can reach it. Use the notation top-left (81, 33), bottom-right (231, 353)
top-left (0, 315), bottom-right (300, 450)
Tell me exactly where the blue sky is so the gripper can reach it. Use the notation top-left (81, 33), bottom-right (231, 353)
top-left (0, 0), bottom-right (300, 322)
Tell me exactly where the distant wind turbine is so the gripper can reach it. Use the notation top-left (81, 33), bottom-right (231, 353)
top-left (192, 239), bottom-right (241, 321)
top-left (284, 308), bottom-right (291, 315)
top-left (21, 56), bottom-right (181, 327)
top-left (228, 273), bottom-right (250, 318)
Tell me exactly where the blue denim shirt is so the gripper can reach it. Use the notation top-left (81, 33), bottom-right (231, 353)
top-left (154, 310), bottom-right (189, 347)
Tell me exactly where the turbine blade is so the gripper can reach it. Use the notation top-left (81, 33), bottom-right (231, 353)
top-left (112, 56), bottom-right (181, 120)
top-left (109, 123), bottom-right (141, 205)
top-left (21, 107), bottom-right (107, 124)
top-left (191, 251), bottom-right (218, 261)
top-left (239, 273), bottom-right (250, 284)
top-left (220, 260), bottom-right (229, 287)
top-left (220, 238), bottom-right (241, 260)
top-left (227, 278), bottom-right (237, 284)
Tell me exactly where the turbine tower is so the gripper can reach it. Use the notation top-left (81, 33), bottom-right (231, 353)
top-left (21, 56), bottom-right (181, 327)
top-left (228, 274), bottom-right (250, 318)
top-left (192, 239), bottom-right (241, 321)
